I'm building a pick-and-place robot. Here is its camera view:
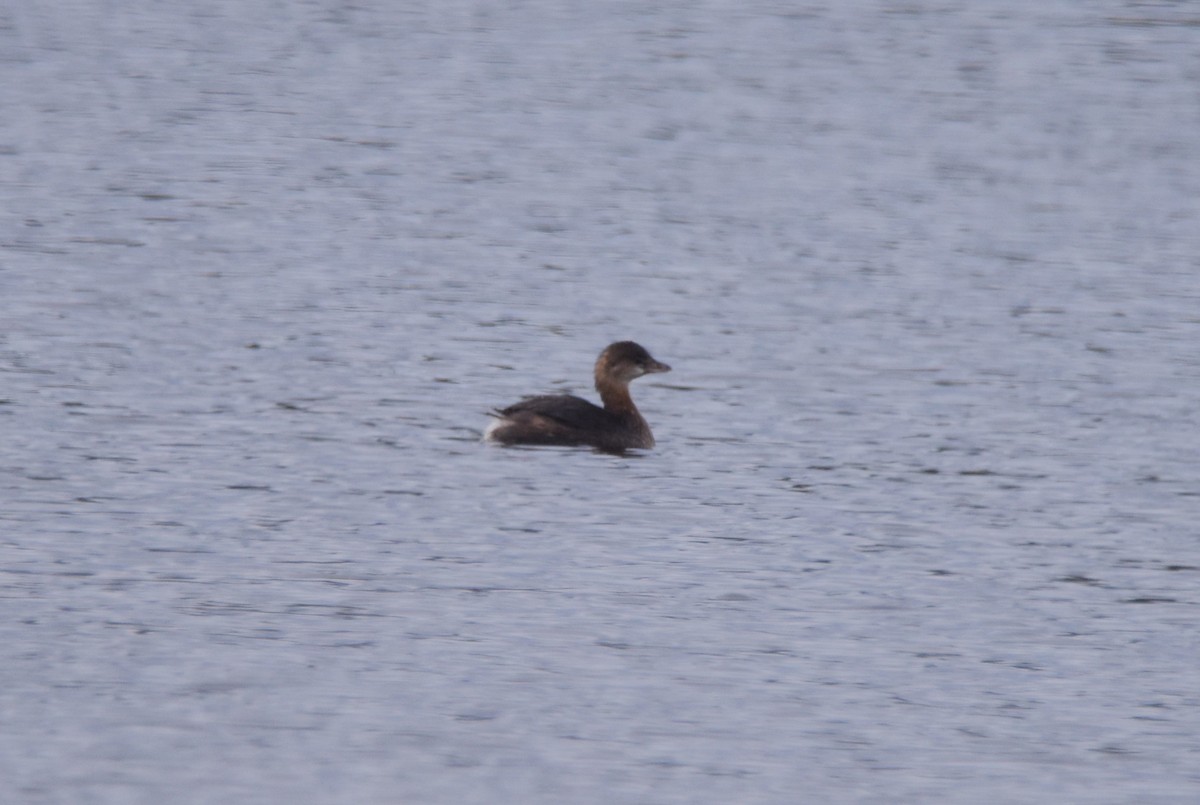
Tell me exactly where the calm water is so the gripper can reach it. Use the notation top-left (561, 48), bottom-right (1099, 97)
top-left (3, 2), bottom-right (1199, 803)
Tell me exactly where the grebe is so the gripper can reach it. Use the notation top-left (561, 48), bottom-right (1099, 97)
top-left (484, 341), bottom-right (670, 451)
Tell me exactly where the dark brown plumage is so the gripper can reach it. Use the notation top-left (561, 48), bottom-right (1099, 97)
top-left (484, 341), bottom-right (671, 452)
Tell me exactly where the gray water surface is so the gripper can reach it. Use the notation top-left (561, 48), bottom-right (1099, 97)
top-left (3, 2), bottom-right (1199, 803)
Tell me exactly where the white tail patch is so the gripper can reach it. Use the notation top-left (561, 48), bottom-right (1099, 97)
top-left (483, 416), bottom-right (508, 442)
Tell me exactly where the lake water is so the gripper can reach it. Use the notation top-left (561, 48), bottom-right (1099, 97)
top-left (3, 1), bottom-right (1199, 802)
